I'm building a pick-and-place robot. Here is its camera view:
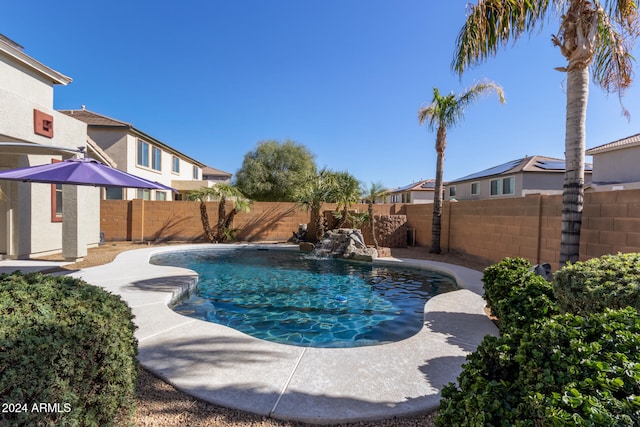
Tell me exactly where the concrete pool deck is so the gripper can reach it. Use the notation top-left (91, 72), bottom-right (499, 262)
top-left (65, 243), bottom-right (498, 425)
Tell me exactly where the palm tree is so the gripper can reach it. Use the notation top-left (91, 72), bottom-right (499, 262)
top-left (362, 181), bottom-right (387, 249)
top-left (187, 184), bottom-right (250, 243)
top-left (295, 169), bottom-right (334, 241)
top-left (452, 1), bottom-right (638, 266)
top-left (187, 188), bottom-right (216, 242)
top-left (329, 171), bottom-right (362, 228)
top-left (418, 82), bottom-right (505, 254)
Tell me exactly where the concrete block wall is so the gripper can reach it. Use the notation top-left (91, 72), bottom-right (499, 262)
top-left (101, 200), bottom-right (131, 241)
top-left (582, 190), bottom-right (640, 259)
top-left (234, 202), bottom-right (310, 242)
top-left (100, 190), bottom-right (640, 270)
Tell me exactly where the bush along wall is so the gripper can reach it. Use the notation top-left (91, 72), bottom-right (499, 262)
top-left (482, 257), bottom-right (559, 333)
top-left (553, 252), bottom-right (640, 315)
top-left (437, 254), bottom-right (640, 426)
top-left (0, 272), bottom-right (138, 427)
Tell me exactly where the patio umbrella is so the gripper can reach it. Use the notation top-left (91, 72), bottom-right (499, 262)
top-left (0, 157), bottom-right (177, 192)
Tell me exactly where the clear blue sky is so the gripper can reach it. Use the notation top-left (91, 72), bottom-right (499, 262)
top-left (4, 1), bottom-right (639, 189)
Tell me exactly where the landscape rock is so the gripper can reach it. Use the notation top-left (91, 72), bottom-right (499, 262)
top-left (313, 229), bottom-right (378, 261)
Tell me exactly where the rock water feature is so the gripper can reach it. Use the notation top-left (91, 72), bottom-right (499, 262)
top-left (301, 228), bottom-right (378, 261)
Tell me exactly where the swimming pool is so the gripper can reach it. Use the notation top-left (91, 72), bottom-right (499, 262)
top-left (151, 247), bottom-right (458, 348)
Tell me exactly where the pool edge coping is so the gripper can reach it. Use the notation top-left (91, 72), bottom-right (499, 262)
top-left (70, 243), bottom-right (499, 425)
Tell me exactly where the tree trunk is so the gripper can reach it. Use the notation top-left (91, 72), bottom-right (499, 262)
top-left (560, 66), bottom-right (589, 267)
top-left (313, 204), bottom-right (325, 242)
top-left (430, 125), bottom-right (446, 254)
top-left (215, 198), bottom-right (226, 242)
top-left (369, 204), bottom-right (379, 249)
top-left (220, 208), bottom-right (238, 242)
top-left (199, 201), bottom-right (215, 243)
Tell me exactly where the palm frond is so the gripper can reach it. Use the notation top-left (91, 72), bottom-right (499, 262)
top-left (453, 0), bottom-right (552, 74)
top-left (592, 2), bottom-right (638, 92)
top-left (420, 81), bottom-right (505, 132)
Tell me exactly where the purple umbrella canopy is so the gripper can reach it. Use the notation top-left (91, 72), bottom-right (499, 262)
top-left (0, 158), bottom-right (177, 192)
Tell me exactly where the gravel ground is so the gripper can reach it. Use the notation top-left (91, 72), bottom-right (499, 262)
top-left (40, 241), bottom-right (489, 427)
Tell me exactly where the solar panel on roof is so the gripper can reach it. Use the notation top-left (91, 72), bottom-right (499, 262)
top-left (535, 160), bottom-right (566, 170)
top-left (450, 158), bottom-right (524, 182)
top-left (393, 182), bottom-right (419, 192)
top-left (536, 160), bottom-right (592, 171)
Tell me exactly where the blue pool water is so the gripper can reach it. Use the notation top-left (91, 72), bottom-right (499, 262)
top-left (151, 248), bottom-right (458, 348)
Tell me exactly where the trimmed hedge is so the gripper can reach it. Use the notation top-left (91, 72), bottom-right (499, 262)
top-left (482, 257), bottom-right (533, 319)
top-left (436, 308), bottom-right (640, 426)
top-left (482, 257), bottom-right (558, 332)
top-left (554, 253), bottom-right (640, 315)
top-left (0, 272), bottom-right (138, 427)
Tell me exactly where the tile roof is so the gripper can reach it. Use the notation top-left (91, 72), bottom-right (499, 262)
top-left (449, 155), bottom-right (592, 184)
top-left (203, 166), bottom-right (232, 177)
top-left (60, 109), bottom-right (131, 127)
top-left (60, 109), bottom-right (206, 168)
top-left (586, 133), bottom-right (640, 155)
top-left (390, 179), bottom-right (435, 193)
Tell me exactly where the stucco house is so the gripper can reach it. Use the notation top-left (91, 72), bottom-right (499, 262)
top-left (60, 109), bottom-right (213, 201)
top-left (444, 155), bottom-right (593, 201)
top-left (202, 166), bottom-right (232, 183)
top-left (586, 133), bottom-right (640, 191)
top-left (0, 34), bottom-right (108, 260)
top-left (388, 179), bottom-right (436, 204)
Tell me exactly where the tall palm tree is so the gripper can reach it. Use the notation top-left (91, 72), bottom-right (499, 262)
top-left (187, 184), bottom-right (250, 243)
top-left (362, 181), bottom-right (387, 249)
top-left (453, 0), bottom-right (638, 266)
top-left (418, 82), bottom-right (505, 254)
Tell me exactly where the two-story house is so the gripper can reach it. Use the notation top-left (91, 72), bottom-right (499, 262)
top-left (586, 133), bottom-right (640, 191)
top-left (388, 179), bottom-right (436, 204)
top-left (60, 109), bottom-right (211, 201)
top-left (445, 155), bottom-right (593, 201)
top-left (0, 34), bottom-right (107, 260)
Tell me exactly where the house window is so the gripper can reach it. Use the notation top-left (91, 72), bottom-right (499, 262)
top-left (490, 176), bottom-right (515, 196)
top-left (51, 159), bottom-right (62, 222)
top-left (471, 182), bottom-right (480, 195)
top-left (152, 146), bottom-right (162, 171)
top-left (51, 183), bottom-right (63, 222)
top-left (193, 165), bottom-right (199, 179)
top-left (490, 179), bottom-right (500, 195)
top-left (137, 140), bottom-right (149, 167)
top-left (136, 189), bottom-right (151, 200)
top-left (449, 186), bottom-right (456, 197)
top-left (155, 191), bottom-right (167, 201)
top-left (105, 187), bottom-right (123, 200)
top-left (172, 156), bottom-right (180, 173)
top-left (502, 177), bottom-right (514, 194)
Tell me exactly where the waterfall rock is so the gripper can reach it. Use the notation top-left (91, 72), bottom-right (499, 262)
top-left (312, 228), bottom-right (378, 261)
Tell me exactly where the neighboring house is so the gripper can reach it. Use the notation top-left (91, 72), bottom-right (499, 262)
top-left (445, 155), bottom-right (593, 201)
top-left (0, 34), bottom-right (108, 260)
top-left (388, 179), bottom-right (436, 204)
top-left (586, 133), bottom-right (640, 191)
top-left (60, 108), bottom-right (210, 201)
top-left (202, 166), bottom-right (232, 183)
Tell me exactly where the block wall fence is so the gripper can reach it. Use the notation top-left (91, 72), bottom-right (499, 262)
top-left (101, 188), bottom-right (640, 271)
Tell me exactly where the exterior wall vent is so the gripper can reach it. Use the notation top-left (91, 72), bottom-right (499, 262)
top-left (34, 109), bottom-right (54, 138)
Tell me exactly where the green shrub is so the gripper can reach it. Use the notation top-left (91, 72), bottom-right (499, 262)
top-left (436, 308), bottom-right (640, 426)
top-left (498, 274), bottom-right (559, 332)
top-left (482, 257), bottom-right (558, 331)
top-left (0, 272), bottom-right (138, 427)
top-left (482, 257), bottom-right (533, 319)
top-left (554, 253), bottom-right (640, 315)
